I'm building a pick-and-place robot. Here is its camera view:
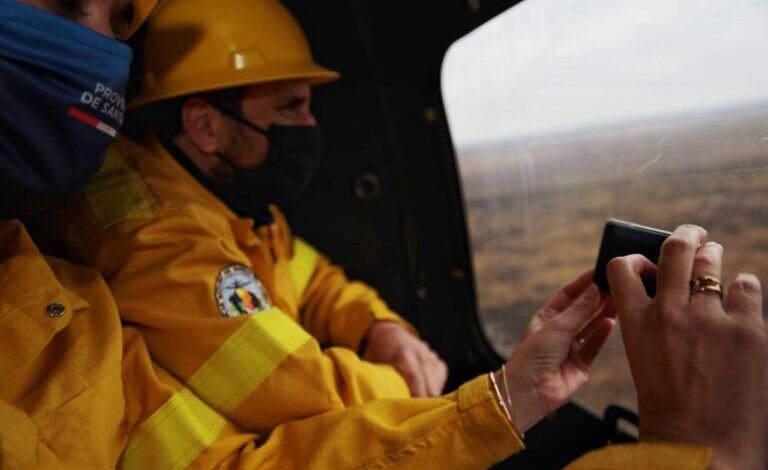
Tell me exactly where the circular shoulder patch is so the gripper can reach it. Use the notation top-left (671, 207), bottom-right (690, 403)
top-left (215, 264), bottom-right (272, 317)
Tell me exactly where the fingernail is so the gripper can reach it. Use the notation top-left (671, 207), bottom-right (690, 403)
top-left (735, 273), bottom-right (760, 292)
top-left (704, 241), bottom-right (723, 252)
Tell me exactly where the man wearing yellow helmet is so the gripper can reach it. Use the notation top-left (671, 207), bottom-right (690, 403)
top-left (59, 0), bottom-right (453, 439)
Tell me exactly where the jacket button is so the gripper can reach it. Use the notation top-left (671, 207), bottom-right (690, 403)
top-left (46, 303), bottom-right (66, 317)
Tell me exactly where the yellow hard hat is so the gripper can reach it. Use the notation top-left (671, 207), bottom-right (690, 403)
top-left (130, 0), bottom-right (340, 108)
top-left (125, 0), bottom-right (158, 38)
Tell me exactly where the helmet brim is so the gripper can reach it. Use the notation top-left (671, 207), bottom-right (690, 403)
top-left (129, 62), bottom-right (340, 109)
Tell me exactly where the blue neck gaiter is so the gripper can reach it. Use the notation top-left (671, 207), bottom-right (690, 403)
top-left (0, 0), bottom-right (132, 215)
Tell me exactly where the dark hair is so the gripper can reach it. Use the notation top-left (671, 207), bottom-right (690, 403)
top-left (134, 86), bottom-right (249, 143)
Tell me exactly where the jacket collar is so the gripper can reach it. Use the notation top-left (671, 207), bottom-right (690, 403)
top-left (156, 136), bottom-right (274, 228)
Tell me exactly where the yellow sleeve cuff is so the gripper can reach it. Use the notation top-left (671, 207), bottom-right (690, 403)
top-left (457, 375), bottom-right (526, 462)
top-left (365, 375), bottom-right (526, 469)
top-left (565, 443), bottom-right (713, 470)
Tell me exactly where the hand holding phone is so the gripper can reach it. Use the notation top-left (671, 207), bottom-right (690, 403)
top-left (593, 219), bottom-right (671, 296)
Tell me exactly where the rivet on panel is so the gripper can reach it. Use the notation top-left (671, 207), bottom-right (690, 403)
top-left (354, 173), bottom-right (381, 201)
top-left (424, 107), bottom-right (438, 123)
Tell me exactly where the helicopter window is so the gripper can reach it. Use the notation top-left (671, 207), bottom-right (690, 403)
top-left (442, 0), bottom-right (768, 413)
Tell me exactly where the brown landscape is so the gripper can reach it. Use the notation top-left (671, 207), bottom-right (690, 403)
top-left (456, 103), bottom-right (768, 414)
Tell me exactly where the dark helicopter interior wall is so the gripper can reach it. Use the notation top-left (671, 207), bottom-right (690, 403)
top-left (283, 0), bottom-right (523, 388)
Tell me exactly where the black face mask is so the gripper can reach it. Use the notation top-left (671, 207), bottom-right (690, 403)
top-left (214, 106), bottom-right (323, 214)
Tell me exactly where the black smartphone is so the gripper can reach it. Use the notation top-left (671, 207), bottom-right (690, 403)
top-left (593, 219), bottom-right (672, 296)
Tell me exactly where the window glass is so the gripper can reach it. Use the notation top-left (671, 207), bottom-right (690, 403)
top-left (442, 0), bottom-right (768, 413)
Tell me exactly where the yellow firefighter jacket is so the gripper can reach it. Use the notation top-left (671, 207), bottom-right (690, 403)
top-left (1, 219), bottom-right (530, 469)
top-left (1, 220), bottom-right (527, 469)
top-left (0, 219), bottom-right (127, 468)
top-left (59, 133), bottom-right (417, 436)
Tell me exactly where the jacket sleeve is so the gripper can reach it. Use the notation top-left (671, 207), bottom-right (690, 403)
top-left (82, 209), bottom-right (410, 436)
top-left (120, 327), bottom-right (524, 470)
top-left (228, 374), bottom-right (522, 470)
top-left (120, 333), bottom-right (712, 470)
top-left (291, 236), bottom-right (416, 351)
top-left (563, 443), bottom-right (712, 469)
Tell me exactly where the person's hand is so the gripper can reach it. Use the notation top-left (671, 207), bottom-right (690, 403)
top-left (362, 321), bottom-right (449, 397)
top-left (607, 224), bottom-right (768, 470)
top-left (498, 268), bottom-right (615, 434)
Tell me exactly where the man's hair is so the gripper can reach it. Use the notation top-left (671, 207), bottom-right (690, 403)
top-left (143, 86), bottom-right (249, 143)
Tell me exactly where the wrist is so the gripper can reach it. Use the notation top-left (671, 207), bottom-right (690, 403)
top-left (367, 320), bottom-right (403, 332)
top-left (360, 320), bottom-right (397, 353)
top-left (495, 367), bottom-right (543, 435)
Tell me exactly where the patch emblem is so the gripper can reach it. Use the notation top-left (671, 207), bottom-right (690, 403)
top-left (215, 265), bottom-right (272, 317)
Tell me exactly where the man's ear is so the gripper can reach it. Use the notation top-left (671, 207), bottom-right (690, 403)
top-left (180, 97), bottom-right (224, 154)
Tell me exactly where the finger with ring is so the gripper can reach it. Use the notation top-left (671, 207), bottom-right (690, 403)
top-left (689, 242), bottom-right (724, 300)
top-left (690, 275), bottom-right (724, 299)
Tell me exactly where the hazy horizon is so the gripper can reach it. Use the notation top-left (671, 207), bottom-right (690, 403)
top-left (455, 98), bottom-right (768, 149)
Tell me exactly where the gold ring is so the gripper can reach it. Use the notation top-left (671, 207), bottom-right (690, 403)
top-left (690, 275), bottom-right (723, 299)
